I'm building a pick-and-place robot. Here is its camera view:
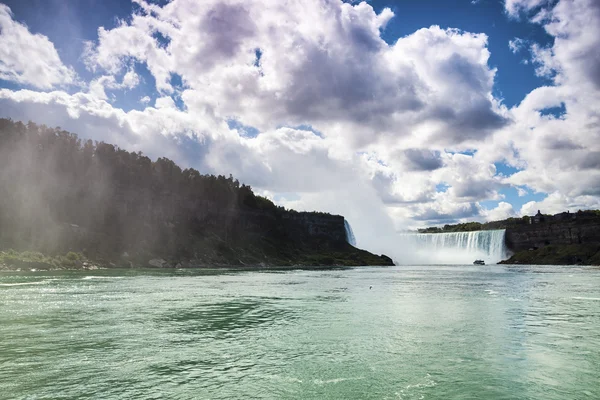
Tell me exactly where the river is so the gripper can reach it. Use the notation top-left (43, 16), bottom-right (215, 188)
top-left (1, 265), bottom-right (599, 399)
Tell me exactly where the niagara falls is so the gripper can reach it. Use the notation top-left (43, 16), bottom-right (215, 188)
top-left (398, 229), bottom-right (508, 265)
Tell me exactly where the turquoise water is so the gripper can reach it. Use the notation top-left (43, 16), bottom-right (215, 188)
top-left (1, 265), bottom-right (599, 399)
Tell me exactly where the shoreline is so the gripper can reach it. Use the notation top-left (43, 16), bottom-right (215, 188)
top-left (498, 244), bottom-right (600, 266)
top-left (0, 263), bottom-right (393, 273)
top-left (0, 250), bottom-right (395, 272)
top-left (0, 242), bottom-right (395, 272)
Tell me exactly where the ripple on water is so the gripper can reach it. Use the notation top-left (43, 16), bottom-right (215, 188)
top-left (157, 298), bottom-right (298, 336)
top-left (0, 279), bottom-right (58, 287)
top-left (1, 266), bottom-right (600, 399)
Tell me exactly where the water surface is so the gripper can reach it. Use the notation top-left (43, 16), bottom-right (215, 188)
top-left (1, 265), bottom-right (599, 399)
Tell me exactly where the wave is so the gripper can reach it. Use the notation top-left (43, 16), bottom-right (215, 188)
top-left (0, 279), bottom-right (57, 287)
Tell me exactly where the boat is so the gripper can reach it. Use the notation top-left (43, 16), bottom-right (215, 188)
top-left (473, 259), bottom-right (485, 265)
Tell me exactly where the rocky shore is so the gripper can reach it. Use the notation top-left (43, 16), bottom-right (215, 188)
top-left (0, 241), bottom-right (394, 272)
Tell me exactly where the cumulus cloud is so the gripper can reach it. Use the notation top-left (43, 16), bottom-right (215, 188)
top-left (0, 87), bottom-right (219, 165)
top-left (0, 4), bottom-right (77, 89)
top-left (400, 149), bottom-right (444, 171)
top-left (521, 192), bottom-right (600, 216)
top-left (508, 37), bottom-right (526, 53)
top-left (504, 0), bottom-right (550, 18)
top-left (498, 0), bottom-right (600, 212)
top-left (412, 200), bottom-right (481, 223)
top-left (121, 68), bottom-right (140, 89)
top-left (80, 0), bottom-right (506, 149)
top-left (87, 68), bottom-right (141, 101)
top-left (482, 201), bottom-right (516, 221)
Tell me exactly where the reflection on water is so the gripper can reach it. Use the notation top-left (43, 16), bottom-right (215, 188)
top-left (1, 265), bottom-right (599, 399)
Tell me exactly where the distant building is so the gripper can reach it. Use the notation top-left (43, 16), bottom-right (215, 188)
top-left (554, 211), bottom-right (575, 221)
top-left (533, 210), bottom-right (545, 224)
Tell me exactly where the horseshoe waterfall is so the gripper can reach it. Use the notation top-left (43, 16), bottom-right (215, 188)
top-left (398, 229), bottom-right (508, 265)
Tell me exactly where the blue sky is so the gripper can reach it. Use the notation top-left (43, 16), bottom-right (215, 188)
top-left (0, 0), bottom-right (599, 240)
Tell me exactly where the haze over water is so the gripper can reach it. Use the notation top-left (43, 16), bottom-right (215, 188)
top-left (1, 265), bottom-right (600, 399)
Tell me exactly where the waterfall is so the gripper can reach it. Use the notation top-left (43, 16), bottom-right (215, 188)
top-left (344, 219), bottom-right (357, 246)
top-left (398, 229), bottom-right (508, 265)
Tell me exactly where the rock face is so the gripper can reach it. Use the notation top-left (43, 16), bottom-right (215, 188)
top-left (281, 212), bottom-right (347, 242)
top-left (380, 254), bottom-right (393, 265)
top-left (505, 212), bottom-right (600, 252)
top-left (148, 258), bottom-right (167, 268)
top-left (501, 211), bottom-right (600, 265)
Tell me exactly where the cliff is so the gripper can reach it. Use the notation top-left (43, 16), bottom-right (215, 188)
top-left (505, 215), bottom-right (600, 252)
top-left (0, 119), bottom-right (393, 269)
top-left (501, 211), bottom-right (600, 265)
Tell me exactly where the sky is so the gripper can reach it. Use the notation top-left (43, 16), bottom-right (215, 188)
top-left (1, 0), bottom-right (599, 252)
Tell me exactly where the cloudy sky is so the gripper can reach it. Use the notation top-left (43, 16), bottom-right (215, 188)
top-left (1, 0), bottom-right (599, 250)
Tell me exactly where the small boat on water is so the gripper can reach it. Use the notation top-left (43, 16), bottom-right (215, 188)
top-left (473, 259), bottom-right (485, 265)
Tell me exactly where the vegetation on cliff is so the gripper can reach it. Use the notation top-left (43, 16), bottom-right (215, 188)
top-left (0, 119), bottom-right (392, 269)
top-left (499, 244), bottom-right (600, 266)
top-left (0, 249), bottom-right (91, 271)
top-left (418, 217), bottom-right (533, 233)
top-left (418, 210), bottom-right (600, 234)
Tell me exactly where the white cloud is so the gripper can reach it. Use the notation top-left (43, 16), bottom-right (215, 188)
top-left (530, 43), bottom-right (558, 78)
top-left (86, 68), bottom-right (141, 101)
top-left (0, 4), bottom-right (77, 89)
top-left (508, 37), bottom-right (526, 53)
top-left (521, 192), bottom-right (600, 216)
top-left (88, 76), bottom-right (115, 101)
top-left (482, 202), bottom-right (516, 221)
top-left (504, 0), bottom-right (549, 18)
top-left (82, 0), bottom-right (506, 149)
top-left (154, 96), bottom-right (177, 110)
top-left (498, 0), bottom-right (600, 213)
top-left (121, 68), bottom-right (140, 89)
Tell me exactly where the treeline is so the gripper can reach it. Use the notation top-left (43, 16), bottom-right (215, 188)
top-left (418, 217), bottom-right (533, 233)
top-left (418, 210), bottom-right (600, 234)
top-left (0, 119), bottom-right (278, 211)
top-left (0, 119), bottom-right (337, 263)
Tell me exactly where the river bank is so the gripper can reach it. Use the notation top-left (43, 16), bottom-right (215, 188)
top-left (498, 244), bottom-right (600, 265)
top-left (0, 244), bottom-right (394, 272)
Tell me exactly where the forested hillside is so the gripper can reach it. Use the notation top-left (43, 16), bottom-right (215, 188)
top-left (0, 119), bottom-right (392, 268)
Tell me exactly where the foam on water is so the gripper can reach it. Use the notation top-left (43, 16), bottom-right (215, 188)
top-left (572, 297), bottom-right (600, 301)
top-left (82, 276), bottom-right (124, 280)
top-left (0, 279), bottom-right (57, 287)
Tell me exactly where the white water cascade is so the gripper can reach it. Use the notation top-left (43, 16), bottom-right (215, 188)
top-left (397, 229), bottom-right (508, 265)
top-left (344, 219), bottom-right (357, 246)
